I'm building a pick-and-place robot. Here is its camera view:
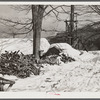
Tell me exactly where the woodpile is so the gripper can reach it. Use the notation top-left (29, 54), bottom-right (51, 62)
top-left (0, 43), bottom-right (81, 78)
top-left (40, 43), bottom-right (81, 65)
top-left (0, 51), bottom-right (41, 78)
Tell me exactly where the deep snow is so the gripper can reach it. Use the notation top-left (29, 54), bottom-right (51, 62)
top-left (0, 38), bottom-right (100, 92)
top-left (0, 38), bottom-right (50, 55)
top-left (9, 53), bottom-right (100, 92)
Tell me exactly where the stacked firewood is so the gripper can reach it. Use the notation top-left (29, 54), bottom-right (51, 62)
top-left (0, 49), bottom-right (76, 78)
top-left (0, 51), bottom-right (41, 78)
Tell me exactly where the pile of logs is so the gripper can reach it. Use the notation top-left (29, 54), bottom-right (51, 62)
top-left (0, 51), bottom-right (41, 78)
top-left (40, 45), bottom-right (76, 65)
top-left (0, 49), bottom-right (76, 78)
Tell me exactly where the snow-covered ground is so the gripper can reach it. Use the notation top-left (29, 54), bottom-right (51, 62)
top-left (8, 52), bottom-right (100, 92)
top-left (0, 38), bottom-right (100, 92)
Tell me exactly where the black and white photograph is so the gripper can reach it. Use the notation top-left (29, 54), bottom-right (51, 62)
top-left (0, 1), bottom-right (100, 98)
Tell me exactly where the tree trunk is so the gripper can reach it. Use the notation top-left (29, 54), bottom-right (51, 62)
top-left (32, 5), bottom-right (44, 59)
top-left (70, 5), bottom-right (74, 45)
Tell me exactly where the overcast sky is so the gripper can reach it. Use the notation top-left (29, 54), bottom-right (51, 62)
top-left (0, 5), bottom-right (66, 37)
top-left (0, 5), bottom-right (100, 38)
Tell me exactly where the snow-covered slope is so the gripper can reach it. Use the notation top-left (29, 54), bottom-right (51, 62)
top-left (6, 51), bottom-right (100, 92)
top-left (9, 56), bottom-right (100, 92)
top-left (0, 38), bottom-right (100, 92)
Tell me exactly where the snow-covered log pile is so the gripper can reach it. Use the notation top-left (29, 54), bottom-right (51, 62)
top-left (41, 43), bottom-right (82, 64)
top-left (0, 38), bottom-right (82, 63)
top-left (43, 43), bottom-right (81, 57)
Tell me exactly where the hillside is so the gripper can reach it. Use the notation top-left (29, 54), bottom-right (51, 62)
top-left (47, 21), bottom-right (100, 51)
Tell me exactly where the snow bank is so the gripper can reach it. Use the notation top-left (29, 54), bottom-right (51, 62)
top-left (0, 38), bottom-right (33, 55)
top-left (0, 38), bottom-right (50, 55)
top-left (50, 43), bottom-right (72, 50)
top-left (9, 57), bottom-right (100, 92)
top-left (49, 43), bottom-right (81, 60)
top-left (0, 38), bottom-right (100, 92)
top-left (40, 38), bottom-right (50, 54)
top-left (9, 50), bottom-right (100, 92)
top-left (78, 51), bottom-right (97, 62)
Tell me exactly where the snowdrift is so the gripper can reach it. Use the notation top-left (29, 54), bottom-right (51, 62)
top-left (0, 38), bottom-right (99, 92)
top-left (0, 38), bottom-right (50, 55)
top-left (0, 38), bottom-right (83, 61)
top-left (9, 55), bottom-right (100, 92)
top-left (40, 38), bottom-right (50, 54)
top-left (49, 43), bottom-right (81, 59)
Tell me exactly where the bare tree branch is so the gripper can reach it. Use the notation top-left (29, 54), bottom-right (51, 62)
top-left (0, 18), bottom-right (32, 25)
top-left (42, 29), bottom-right (64, 32)
top-left (89, 5), bottom-right (100, 15)
top-left (43, 5), bottom-right (64, 17)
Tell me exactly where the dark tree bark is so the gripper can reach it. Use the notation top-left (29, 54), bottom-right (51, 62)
top-left (32, 5), bottom-right (44, 59)
top-left (69, 5), bottom-right (74, 45)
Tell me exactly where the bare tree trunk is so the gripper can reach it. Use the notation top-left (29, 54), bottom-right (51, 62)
top-left (32, 5), bottom-right (44, 59)
top-left (69, 5), bottom-right (74, 45)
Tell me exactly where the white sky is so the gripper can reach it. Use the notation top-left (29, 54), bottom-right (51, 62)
top-left (0, 5), bottom-right (100, 37)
